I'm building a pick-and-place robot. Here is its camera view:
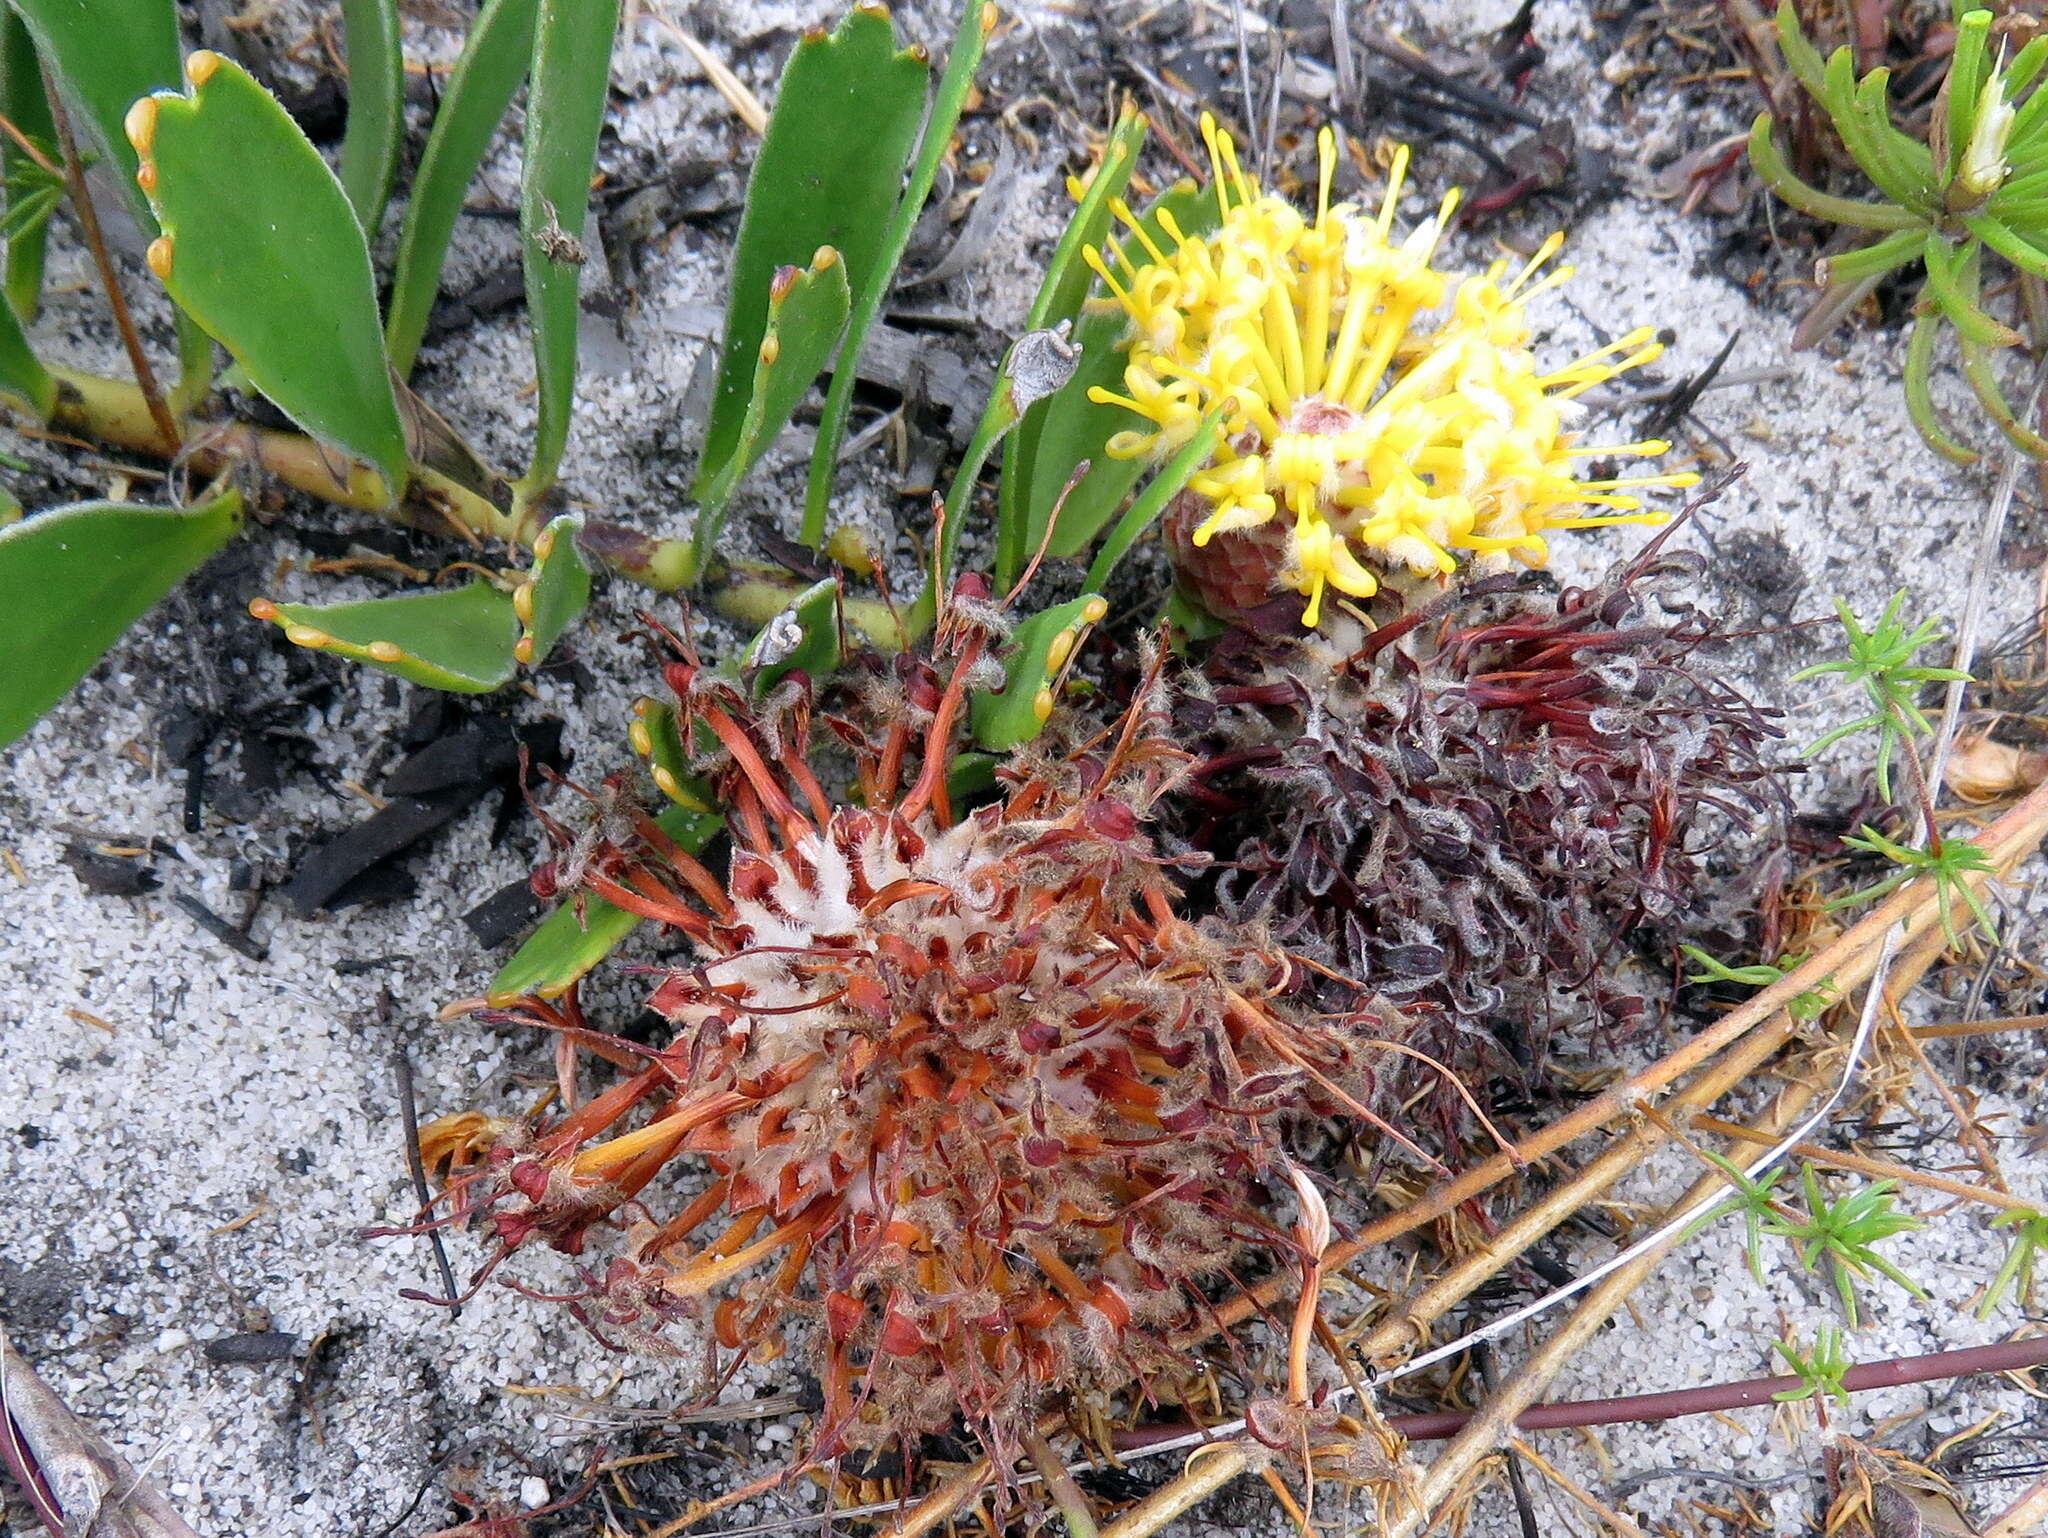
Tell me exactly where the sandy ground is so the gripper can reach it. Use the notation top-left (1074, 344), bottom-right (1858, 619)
top-left (4, 0), bottom-right (2048, 1534)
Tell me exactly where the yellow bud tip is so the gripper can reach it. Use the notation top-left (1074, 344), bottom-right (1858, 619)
top-left (512, 582), bottom-right (535, 625)
top-left (135, 163), bottom-right (156, 195)
top-left (534, 528), bottom-right (556, 561)
top-left (284, 624), bottom-right (329, 648)
top-left (812, 245), bottom-right (840, 272)
top-left (1669, 472), bottom-right (1703, 487)
top-left (123, 97), bottom-right (158, 155)
top-left (145, 236), bottom-right (173, 278)
top-left (759, 335), bottom-right (780, 367)
top-left (653, 765), bottom-right (685, 801)
top-left (367, 641), bottom-right (403, 663)
top-left (185, 50), bottom-right (222, 88)
top-left (980, 2), bottom-right (998, 34)
top-left (247, 598), bottom-right (278, 621)
top-left (514, 637), bottom-right (535, 664)
top-left (1032, 686), bottom-right (1055, 721)
top-left (1082, 596), bottom-right (1108, 623)
top-left (629, 720), bottom-right (653, 757)
top-left (1044, 628), bottom-right (1077, 673)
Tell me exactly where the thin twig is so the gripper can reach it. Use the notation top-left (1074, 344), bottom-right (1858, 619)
top-left (43, 75), bottom-right (179, 451)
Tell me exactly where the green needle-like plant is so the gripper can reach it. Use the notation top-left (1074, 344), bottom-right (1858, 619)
top-left (1682, 1151), bottom-right (1790, 1285)
top-left (1749, 3), bottom-right (2048, 459)
top-left (1828, 824), bottom-right (1999, 946)
top-left (1767, 1167), bottom-right (1928, 1326)
top-left (1681, 945), bottom-right (1837, 1021)
top-left (1980, 1208), bottom-right (2048, 1317)
top-left (1773, 1324), bottom-right (1853, 1407)
top-left (1792, 590), bottom-right (1969, 801)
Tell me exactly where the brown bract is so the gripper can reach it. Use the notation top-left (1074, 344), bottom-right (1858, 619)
top-left (434, 588), bottom-right (1399, 1463)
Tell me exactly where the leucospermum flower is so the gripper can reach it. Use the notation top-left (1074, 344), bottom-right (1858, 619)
top-left (1084, 117), bottom-right (1698, 627)
top-left (423, 588), bottom-right (1400, 1461)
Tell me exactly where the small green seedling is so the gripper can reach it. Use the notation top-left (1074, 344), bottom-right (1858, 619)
top-left (1827, 825), bottom-right (1999, 947)
top-left (1792, 591), bottom-right (1969, 802)
top-left (1681, 1150), bottom-right (1791, 1285)
top-left (1681, 945), bottom-right (1838, 1022)
top-left (1980, 1207), bottom-right (2048, 1317)
top-left (1767, 1167), bottom-right (1927, 1326)
top-left (1773, 1324), bottom-right (1852, 1407)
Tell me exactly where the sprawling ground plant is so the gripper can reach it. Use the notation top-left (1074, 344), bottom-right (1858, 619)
top-left (422, 587), bottom-right (1405, 1465)
top-left (1174, 538), bottom-right (1791, 1140)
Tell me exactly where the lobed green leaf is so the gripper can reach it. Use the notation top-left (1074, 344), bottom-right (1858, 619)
top-left (251, 581), bottom-right (519, 693)
top-left (513, 512), bottom-right (592, 667)
top-left (691, 247), bottom-right (852, 568)
top-left (697, 5), bottom-right (930, 512)
top-left (131, 52), bottom-right (409, 498)
top-left (970, 592), bottom-right (1108, 752)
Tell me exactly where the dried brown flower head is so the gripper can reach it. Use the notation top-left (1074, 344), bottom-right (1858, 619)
top-left (432, 592), bottom-right (1396, 1461)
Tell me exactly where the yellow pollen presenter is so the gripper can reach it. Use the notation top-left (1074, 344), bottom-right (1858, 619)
top-left (1083, 116), bottom-right (1697, 628)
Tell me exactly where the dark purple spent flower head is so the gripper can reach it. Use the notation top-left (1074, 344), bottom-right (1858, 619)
top-left (1175, 543), bottom-right (1794, 1146)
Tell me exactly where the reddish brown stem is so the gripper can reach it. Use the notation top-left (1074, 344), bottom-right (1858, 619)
top-left (1115, 1333), bottom-right (2048, 1449)
top-left (43, 77), bottom-right (179, 452)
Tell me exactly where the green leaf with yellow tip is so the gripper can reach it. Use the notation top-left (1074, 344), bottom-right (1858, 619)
top-left (697, 4), bottom-right (930, 512)
top-left (690, 249), bottom-right (852, 572)
top-left (997, 108), bottom-right (1147, 588)
top-left (0, 488), bottom-right (242, 748)
top-left (385, 0), bottom-right (540, 377)
top-left (970, 592), bottom-right (1109, 753)
top-left (489, 800), bottom-right (724, 999)
top-left (130, 51), bottom-right (409, 498)
top-left (514, 512), bottom-right (591, 667)
top-left (10, 0), bottom-right (179, 229)
top-left (516, 0), bottom-right (620, 507)
top-left (251, 582), bottom-right (519, 693)
top-left (742, 575), bottom-right (840, 696)
top-left (629, 698), bottom-right (716, 811)
top-left (1016, 182), bottom-right (1221, 568)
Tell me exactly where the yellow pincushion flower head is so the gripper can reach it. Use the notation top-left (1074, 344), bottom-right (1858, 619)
top-left (1084, 117), bottom-right (1699, 628)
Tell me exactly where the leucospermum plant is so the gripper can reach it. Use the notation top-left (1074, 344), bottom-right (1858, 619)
top-left (1747, 2), bottom-right (2048, 459)
top-left (1082, 117), bottom-right (1699, 627)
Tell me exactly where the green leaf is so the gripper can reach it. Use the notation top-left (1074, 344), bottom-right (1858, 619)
top-left (1812, 225), bottom-right (1924, 287)
top-left (998, 108), bottom-right (1147, 586)
top-left (629, 697), bottom-right (707, 809)
top-left (970, 592), bottom-right (1108, 752)
top-left (1903, 309), bottom-right (1980, 464)
top-left (10, 0), bottom-right (180, 229)
top-left (515, 0), bottom-right (620, 506)
top-left (1945, 9), bottom-right (1993, 182)
top-left (0, 12), bottom-right (57, 320)
top-left (1017, 181), bottom-right (1220, 567)
top-left (801, 0), bottom-right (995, 547)
top-left (338, 0), bottom-right (405, 237)
top-left (1082, 406), bottom-right (1227, 592)
top-left (488, 800), bottom-right (723, 1000)
top-left (385, 0), bottom-right (540, 377)
top-left (690, 247), bottom-right (852, 568)
top-left (0, 489), bottom-right (242, 748)
top-left (1745, 113), bottom-right (1925, 232)
top-left (514, 512), bottom-right (591, 667)
top-left (697, 5), bottom-right (930, 511)
top-left (131, 51), bottom-right (409, 499)
top-left (1919, 235), bottom-right (2021, 348)
top-left (1773, 1), bottom-right (1828, 98)
top-left (0, 276), bottom-right (51, 416)
top-left (251, 581), bottom-right (519, 692)
top-left (742, 575), bottom-right (841, 696)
